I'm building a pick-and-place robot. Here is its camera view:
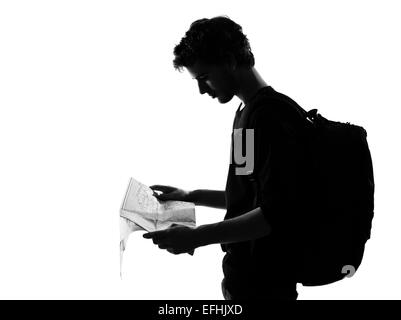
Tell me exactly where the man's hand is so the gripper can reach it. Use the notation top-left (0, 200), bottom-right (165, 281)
top-left (143, 224), bottom-right (198, 255)
top-left (150, 185), bottom-right (190, 202)
top-left (150, 185), bottom-right (226, 209)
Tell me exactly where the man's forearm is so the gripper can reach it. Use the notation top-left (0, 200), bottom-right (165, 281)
top-left (187, 189), bottom-right (226, 209)
top-left (194, 207), bottom-right (272, 246)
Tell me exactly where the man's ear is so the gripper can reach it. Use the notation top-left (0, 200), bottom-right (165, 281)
top-left (223, 53), bottom-right (237, 71)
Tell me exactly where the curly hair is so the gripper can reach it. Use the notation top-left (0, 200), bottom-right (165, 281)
top-left (173, 16), bottom-right (255, 71)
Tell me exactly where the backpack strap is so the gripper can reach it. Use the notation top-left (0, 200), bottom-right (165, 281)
top-left (243, 89), bottom-right (319, 207)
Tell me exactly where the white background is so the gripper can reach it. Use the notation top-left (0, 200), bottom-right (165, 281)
top-left (0, 0), bottom-right (400, 300)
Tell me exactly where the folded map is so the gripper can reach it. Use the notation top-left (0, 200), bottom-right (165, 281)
top-left (119, 177), bottom-right (196, 277)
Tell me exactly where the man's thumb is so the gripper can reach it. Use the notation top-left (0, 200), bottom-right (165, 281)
top-left (143, 233), bottom-right (153, 239)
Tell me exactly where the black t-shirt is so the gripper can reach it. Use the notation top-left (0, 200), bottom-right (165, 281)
top-left (222, 86), bottom-right (308, 292)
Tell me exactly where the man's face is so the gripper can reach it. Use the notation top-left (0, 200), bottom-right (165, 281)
top-left (186, 60), bottom-right (237, 104)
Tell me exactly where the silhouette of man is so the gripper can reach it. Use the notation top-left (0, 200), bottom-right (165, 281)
top-left (143, 16), bottom-right (303, 300)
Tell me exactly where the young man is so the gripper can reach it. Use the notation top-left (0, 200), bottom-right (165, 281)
top-left (143, 16), bottom-right (306, 300)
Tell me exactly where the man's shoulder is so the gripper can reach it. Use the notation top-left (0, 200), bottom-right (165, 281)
top-left (248, 101), bottom-right (287, 130)
top-left (252, 87), bottom-right (297, 111)
top-left (250, 88), bottom-right (304, 126)
top-left (248, 90), bottom-right (308, 143)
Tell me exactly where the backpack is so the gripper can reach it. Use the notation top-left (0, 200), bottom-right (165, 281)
top-left (247, 91), bottom-right (375, 286)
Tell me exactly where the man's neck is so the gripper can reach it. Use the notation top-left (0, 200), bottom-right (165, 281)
top-left (234, 67), bottom-right (268, 105)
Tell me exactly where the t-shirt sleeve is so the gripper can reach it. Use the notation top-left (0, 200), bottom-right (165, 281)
top-left (249, 104), bottom-right (299, 229)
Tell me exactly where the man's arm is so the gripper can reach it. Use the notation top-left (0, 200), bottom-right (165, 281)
top-left (194, 207), bottom-right (271, 246)
top-left (143, 207), bottom-right (271, 254)
top-left (187, 189), bottom-right (226, 210)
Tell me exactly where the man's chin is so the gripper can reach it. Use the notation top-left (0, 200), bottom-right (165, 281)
top-left (217, 94), bottom-right (233, 104)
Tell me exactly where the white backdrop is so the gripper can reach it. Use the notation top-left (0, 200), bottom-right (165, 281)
top-left (0, 0), bottom-right (400, 300)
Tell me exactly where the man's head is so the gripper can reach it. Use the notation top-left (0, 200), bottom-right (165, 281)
top-left (173, 16), bottom-right (255, 103)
